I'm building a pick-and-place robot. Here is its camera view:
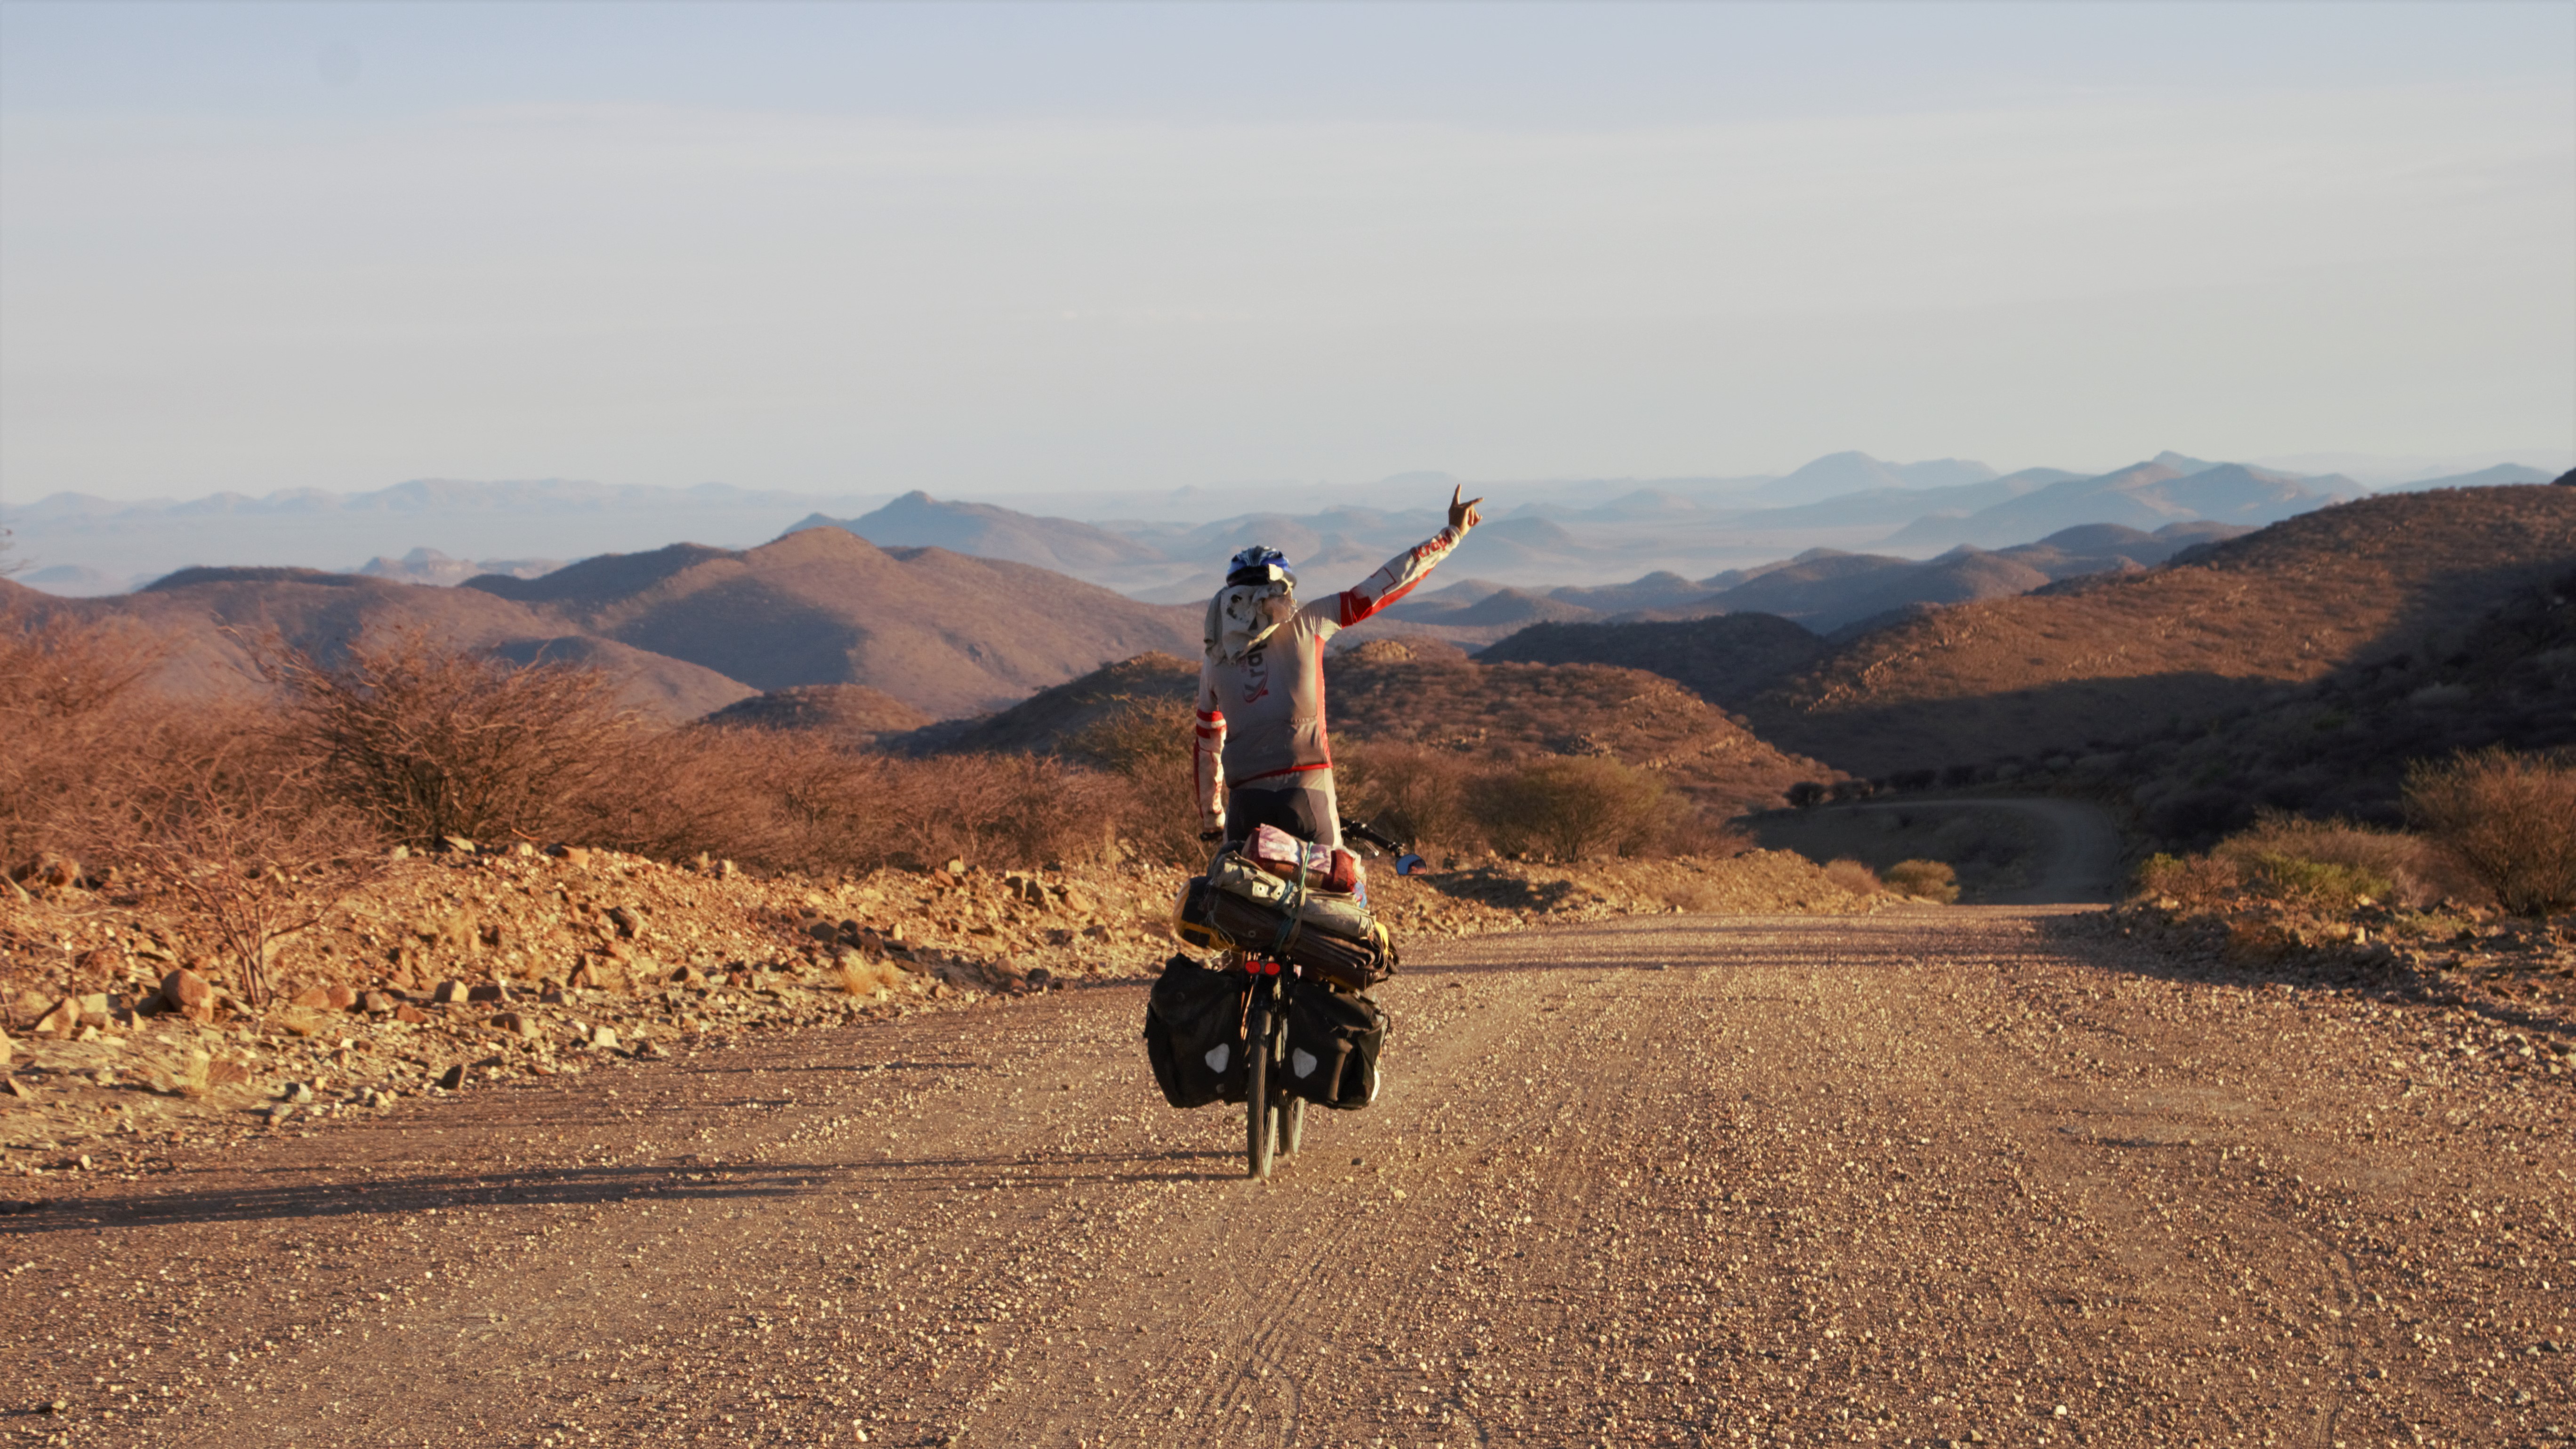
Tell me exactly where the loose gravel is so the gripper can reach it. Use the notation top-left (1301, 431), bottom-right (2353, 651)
top-left (2, 905), bottom-right (2568, 1447)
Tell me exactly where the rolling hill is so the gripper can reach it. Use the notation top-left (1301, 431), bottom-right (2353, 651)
top-left (1739, 486), bottom-right (2576, 779)
top-left (467, 525), bottom-right (1200, 717)
top-left (1, 568), bottom-right (755, 722)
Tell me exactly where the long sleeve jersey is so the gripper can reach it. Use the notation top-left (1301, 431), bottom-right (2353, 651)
top-left (1192, 524), bottom-right (1466, 831)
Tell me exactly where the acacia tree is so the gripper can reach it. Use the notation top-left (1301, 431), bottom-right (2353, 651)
top-left (262, 629), bottom-right (633, 848)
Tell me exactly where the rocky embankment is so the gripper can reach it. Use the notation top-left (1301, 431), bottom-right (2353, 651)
top-left (2095, 898), bottom-right (2576, 1087)
top-left (0, 843), bottom-right (1881, 1183)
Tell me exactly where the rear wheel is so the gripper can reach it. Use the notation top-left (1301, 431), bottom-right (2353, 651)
top-left (1245, 1002), bottom-right (1275, 1180)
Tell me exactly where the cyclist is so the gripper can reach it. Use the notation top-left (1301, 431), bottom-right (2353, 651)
top-left (1193, 485), bottom-right (1484, 852)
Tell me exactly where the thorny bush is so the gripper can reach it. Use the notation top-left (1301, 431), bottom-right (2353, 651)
top-left (2404, 748), bottom-right (2576, 916)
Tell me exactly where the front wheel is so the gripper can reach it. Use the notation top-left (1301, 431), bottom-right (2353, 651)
top-left (1245, 1002), bottom-right (1275, 1180)
top-left (1281, 1095), bottom-right (1305, 1155)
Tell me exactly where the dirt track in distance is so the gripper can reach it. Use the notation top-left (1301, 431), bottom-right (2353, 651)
top-left (6, 906), bottom-right (2571, 1447)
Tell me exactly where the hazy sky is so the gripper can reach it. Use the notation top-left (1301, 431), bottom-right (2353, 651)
top-left (3, 1), bottom-right (2570, 502)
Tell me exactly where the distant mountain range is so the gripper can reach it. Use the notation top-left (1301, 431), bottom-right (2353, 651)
top-left (8, 450), bottom-right (2561, 608)
top-left (1354, 520), bottom-right (2253, 643)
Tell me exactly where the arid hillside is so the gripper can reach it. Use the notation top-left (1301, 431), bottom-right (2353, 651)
top-left (700, 684), bottom-right (935, 746)
top-left (1477, 612), bottom-right (1831, 706)
top-left (0, 570), bottom-right (754, 723)
top-left (469, 526), bottom-right (1199, 717)
top-left (2112, 559), bottom-right (2576, 841)
top-left (1742, 487), bottom-right (2576, 777)
top-left (1321, 639), bottom-right (1835, 816)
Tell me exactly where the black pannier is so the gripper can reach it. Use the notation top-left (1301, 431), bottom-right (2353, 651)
top-left (1142, 954), bottom-right (1250, 1109)
top-left (1280, 979), bottom-right (1386, 1111)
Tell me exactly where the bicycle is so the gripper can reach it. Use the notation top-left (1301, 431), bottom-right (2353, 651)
top-left (1232, 818), bottom-right (1424, 1181)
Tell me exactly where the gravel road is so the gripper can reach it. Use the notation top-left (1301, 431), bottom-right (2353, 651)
top-left (6, 906), bottom-right (2570, 1447)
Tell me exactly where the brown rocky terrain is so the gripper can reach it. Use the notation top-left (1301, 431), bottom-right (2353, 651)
top-left (0, 845), bottom-right (1876, 1167)
top-left (1740, 487), bottom-right (2576, 778)
top-left (1477, 611), bottom-right (1832, 708)
top-left (1322, 639), bottom-right (1840, 818)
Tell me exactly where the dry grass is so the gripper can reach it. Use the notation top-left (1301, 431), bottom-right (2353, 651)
top-left (2406, 748), bottom-right (2576, 915)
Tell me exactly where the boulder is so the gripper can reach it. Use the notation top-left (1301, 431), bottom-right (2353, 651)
top-left (32, 999), bottom-right (80, 1038)
top-left (466, 982), bottom-right (508, 1004)
top-left (360, 991), bottom-right (397, 1015)
top-left (159, 968), bottom-right (214, 1013)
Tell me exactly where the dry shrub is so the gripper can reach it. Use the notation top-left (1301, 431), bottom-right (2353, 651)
top-left (1062, 695), bottom-right (1204, 867)
top-left (1822, 858), bottom-right (1884, 895)
top-left (878, 753), bottom-right (1118, 871)
top-left (1883, 858), bottom-right (1959, 902)
top-left (2406, 748), bottom-right (2576, 915)
top-left (1478, 756), bottom-right (1676, 862)
top-left (1336, 743), bottom-right (1490, 859)
top-left (605, 730), bottom-right (1117, 876)
top-left (0, 604), bottom-right (166, 865)
top-left (269, 629), bottom-right (632, 849)
top-left (2213, 813), bottom-right (2450, 908)
top-left (2133, 851), bottom-right (2241, 907)
top-left (582, 725), bottom-right (886, 871)
top-left (101, 735), bottom-right (385, 1006)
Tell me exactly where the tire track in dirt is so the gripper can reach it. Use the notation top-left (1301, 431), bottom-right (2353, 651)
top-left (6, 906), bottom-right (2569, 1447)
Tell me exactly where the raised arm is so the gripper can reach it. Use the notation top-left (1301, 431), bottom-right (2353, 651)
top-left (1309, 484), bottom-right (1484, 632)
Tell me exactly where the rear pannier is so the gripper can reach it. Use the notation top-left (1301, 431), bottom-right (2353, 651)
top-left (1281, 980), bottom-right (1386, 1111)
top-left (1142, 954), bottom-right (1249, 1109)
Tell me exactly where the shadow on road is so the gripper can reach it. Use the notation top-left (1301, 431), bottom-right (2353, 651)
top-left (2028, 912), bottom-right (2576, 1044)
top-left (8, 1144), bottom-right (1245, 1234)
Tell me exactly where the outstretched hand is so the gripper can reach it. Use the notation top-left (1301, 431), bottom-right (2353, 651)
top-left (1448, 483), bottom-right (1485, 533)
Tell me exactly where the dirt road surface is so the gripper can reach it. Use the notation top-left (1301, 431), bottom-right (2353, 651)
top-left (7, 907), bottom-right (2571, 1447)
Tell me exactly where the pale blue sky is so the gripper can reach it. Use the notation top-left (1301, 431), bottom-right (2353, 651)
top-left (4, 1), bottom-right (2570, 501)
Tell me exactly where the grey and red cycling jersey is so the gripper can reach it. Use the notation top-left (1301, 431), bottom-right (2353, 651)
top-left (1192, 524), bottom-right (1468, 839)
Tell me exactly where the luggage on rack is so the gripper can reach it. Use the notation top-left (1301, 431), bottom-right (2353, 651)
top-left (1202, 889), bottom-right (1391, 991)
top-left (1206, 848), bottom-right (1376, 939)
top-left (1246, 822), bottom-right (1362, 895)
top-left (1281, 979), bottom-right (1386, 1111)
top-left (1142, 954), bottom-right (1249, 1109)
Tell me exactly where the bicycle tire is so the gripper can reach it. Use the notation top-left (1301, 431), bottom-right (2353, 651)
top-left (1281, 1095), bottom-right (1304, 1156)
top-left (1245, 1001), bottom-right (1275, 1180)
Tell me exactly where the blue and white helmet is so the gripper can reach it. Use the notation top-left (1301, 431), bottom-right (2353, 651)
top-left (1226, 544), bottom-right (1295, 589)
